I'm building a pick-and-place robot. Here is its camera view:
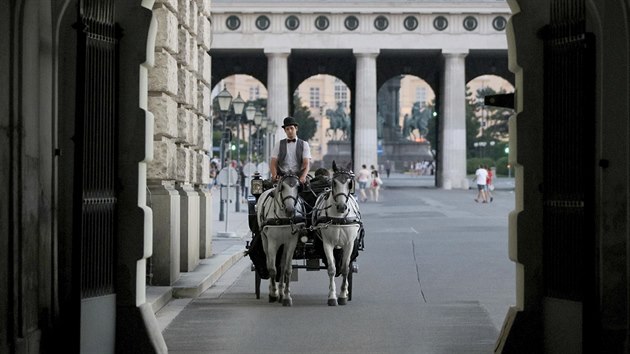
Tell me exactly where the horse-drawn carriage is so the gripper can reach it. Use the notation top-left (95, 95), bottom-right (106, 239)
top-left (245, 162), bottom-right (365, 306)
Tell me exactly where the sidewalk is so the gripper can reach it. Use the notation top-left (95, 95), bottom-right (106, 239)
top-left (148, 173), bottom-right (514, 328)
top-left (147, 187), bottom-right (251, 318)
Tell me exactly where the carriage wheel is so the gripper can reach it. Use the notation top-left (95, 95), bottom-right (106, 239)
top-left (348, 264), bottom-right (354, 301)
top-left (255, 271), bottom-right (261, 299)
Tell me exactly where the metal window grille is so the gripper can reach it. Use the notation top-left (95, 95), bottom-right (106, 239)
top-left (543, 0), bottom-right (594, 301)
top-left (75, 0), bottom-right (118, 299)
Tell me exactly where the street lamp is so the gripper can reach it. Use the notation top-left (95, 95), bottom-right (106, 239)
top-left (216, 87), bottom-right (233, 169)
top-left (254, 110), bottom-right (263, 162)
top-left (216, 86), bottom-right (232, 222)
top-left (231, 93), bottom-right (245, 212)
top-left (245, 104), bottom-right (256, 164)
top-left (261, 117), bottom-right (269, 163)
top-left (268, 120), bottom-right (277, 161)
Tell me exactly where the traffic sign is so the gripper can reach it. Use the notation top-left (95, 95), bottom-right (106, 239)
top-left (243, 162), bottom-right (257, 176)
top-left (216, 166), bottom-right (238, 186)
top-left (257, 162), bottom-right (270, 175)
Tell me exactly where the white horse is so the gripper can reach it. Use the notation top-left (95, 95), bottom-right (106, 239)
top-left (256, 171), bottom-right (306, 306)
top-left (312, 161), bottom-right (362, 306)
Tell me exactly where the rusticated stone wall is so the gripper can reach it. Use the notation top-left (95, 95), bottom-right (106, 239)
top-left (148, 0), bottom-right (212, 184)
top-left (146, 0), bottom-right (214, 285)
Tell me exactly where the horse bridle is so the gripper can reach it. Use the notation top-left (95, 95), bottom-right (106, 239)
top-left (275, 174), bottom-right (301, 212)
top-left (331, 170), bottom-right (354, 205)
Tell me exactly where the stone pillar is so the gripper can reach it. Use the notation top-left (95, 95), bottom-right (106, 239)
top-left (438, 49), bottom-right (469, 190)
top-left (265, 49), bottom-right (290, 134)
top-left (147, 180), bottom-right (180, 285)
top-left (176, 182), bottom-right (200, 271)
top-left (354, 50), bottom-right (379, 170)
top-left (197, 185), bottom-right (213, 258)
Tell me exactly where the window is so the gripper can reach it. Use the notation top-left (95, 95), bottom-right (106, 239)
top-left (463, 16), bottom-right (478, 31)
top-left (334, 79), bottom-right (348, 108)
top-left (249, 86), bottom-right (260, 101)
top-left (416, 87), bottom-right (427, 109)
top-left (285, 15), bottom-right (300, 31)
top-left (374, 15), bottom-right (389, 31)
top-left (404, 16), bottom-right (418, 31)
top-left (255, 15), bottom-right (270, 31)
top-left (344, 15), bottom-right (359, 31)
top-left (433, 16), bottom-right (448, 31)
top-left (493, 16), bottom-right (507, 31)
top-left (226, 16), bottom-right (241, 31)
top-left (309, 87), bottom-right (320, 108)
top-left (315, 16), bottom-right (329, 31)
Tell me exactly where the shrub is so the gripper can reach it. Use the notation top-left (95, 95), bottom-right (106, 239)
top-left (495, 156), bottom-right (510, 176)
top-left (467, 158), bottom-right (496, 174)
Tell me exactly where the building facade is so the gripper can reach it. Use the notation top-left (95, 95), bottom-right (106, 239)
top-left (3, 0), bottom-right (630, 353)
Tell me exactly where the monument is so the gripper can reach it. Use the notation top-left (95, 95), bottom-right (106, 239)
top-left (322, 102), bottom-right (352, 168)
top-left (377, 77), bottom-right (433, 171)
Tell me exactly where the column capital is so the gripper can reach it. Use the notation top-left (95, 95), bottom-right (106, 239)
top-left (264, 48), bottom-right (292, 57)
top-left (353, 48), bottom-right (380, 58)
top-left (442, 48), bottom-right (469, 57)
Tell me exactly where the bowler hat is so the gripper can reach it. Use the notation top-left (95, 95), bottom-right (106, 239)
top-left (282, 116), bottom-right (299, 128)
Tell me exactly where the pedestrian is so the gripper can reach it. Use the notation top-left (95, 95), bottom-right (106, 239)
top-left (356, 164), bottom-right (371, 202)
top-left (370, 169), bottom-right (383, 202)
top-left (485, 165), bottom-right (494, 202)
top-left (474, 165), bottom-right (489, 203)
top-left (210, 161), bottom-right (218, 188)
top-left (270, 116), bottom-right (311, 184)
top-left (415, 161), bottom-right (422, 176)
top-left (239, 161), bottom-right (247, 199)
top-left (385, 160), bottom-right (391, 178)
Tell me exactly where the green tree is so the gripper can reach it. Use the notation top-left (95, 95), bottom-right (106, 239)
top-left (292, 93), bottom-right (317, 141)
top-left (466, 86), bottom-right (481, 158)
top-left (466, 85), bottom-right (514, 160)
top-left (474, 86), bottom-right (512, 141)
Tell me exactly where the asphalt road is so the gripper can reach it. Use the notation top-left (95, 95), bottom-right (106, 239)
top-left (163, 185), bottom-right (515, 353)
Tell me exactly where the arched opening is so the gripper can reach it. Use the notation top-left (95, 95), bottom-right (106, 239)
top-left (293, 74), bottom-right (352, 169)
top-left (212, 74), bottom-right (269, 166)
top-left (465, 75), bottom-right (515, 177)
top-left (377, 75), bottom-right (438, 177)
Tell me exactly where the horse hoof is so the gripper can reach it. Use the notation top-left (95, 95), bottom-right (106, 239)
top-left (269, 296), bottom-right (278, 303)
top-left (328, 299), bottom-right (338, 306)
top-left (282, 298), bottom-right (292, 307)
top-left (338, 298), bottom-right (347, 306)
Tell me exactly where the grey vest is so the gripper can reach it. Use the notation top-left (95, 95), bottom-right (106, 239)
top-left (277, 138), bottom-right (304, 175)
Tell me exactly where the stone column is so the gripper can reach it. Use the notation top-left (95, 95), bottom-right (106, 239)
top-left (147, 180), bottom-right (180, 285)
top-left (438, 49), bottom-right (469, 189)
top-left (354, 50), bottom-right (379, 170)
top-left (197, 185), bottom-right (213, 258)
top-left (176, 182), bottom-right (200, 272)
top-left (265, 49), bottom-right (290, 134)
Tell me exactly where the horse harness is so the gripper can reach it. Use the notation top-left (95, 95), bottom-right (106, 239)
top-left (313, 170), bottom-right (362, 227)
top-left (259, 174), bottom-right (306, 232)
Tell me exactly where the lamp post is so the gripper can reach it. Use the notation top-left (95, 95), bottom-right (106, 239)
top-left (245, 104), bottom-right (256, 164)
top-left (231, 93), bottom-right (245, 212)
top-left (260, 117), bottom-right (269, 163)
top-left (268, 120), bottom-right (277, 162)
top-left (216, 87), bottom-right (232, 222)
top-left (253, 111), bottom-right (263, 162)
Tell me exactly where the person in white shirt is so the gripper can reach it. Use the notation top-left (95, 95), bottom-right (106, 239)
top-left (474, 165), bottom-right (489, 203)
top-left (356, 164), bottom-right (371, 202)
top-left (270, 116), bottom-right (311, 184)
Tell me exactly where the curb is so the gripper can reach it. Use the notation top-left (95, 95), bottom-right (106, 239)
top-left (147, 245), bottom-right (246, 314)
